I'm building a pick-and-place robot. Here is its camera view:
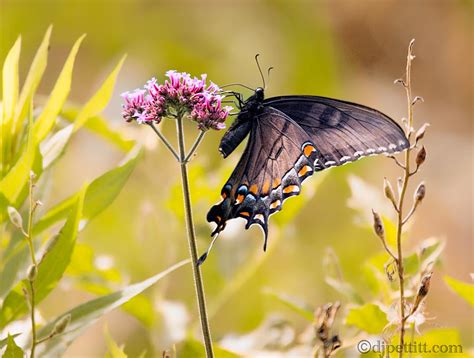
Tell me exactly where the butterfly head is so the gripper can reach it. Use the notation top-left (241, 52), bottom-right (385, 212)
top-left (255, 87), bottom-right (265, 102)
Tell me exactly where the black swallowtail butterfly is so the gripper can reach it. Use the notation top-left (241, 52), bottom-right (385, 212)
top-left (205, 61), bottom-right (409, 257)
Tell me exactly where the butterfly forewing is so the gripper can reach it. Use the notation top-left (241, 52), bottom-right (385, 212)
top-left (265, 96), bottom-right (409, 169)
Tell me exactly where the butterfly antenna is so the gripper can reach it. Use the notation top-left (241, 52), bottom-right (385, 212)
top-left (266, 66), bottom-right (274, 90)
top-left (220, 83), bottom-right (254, 91)
top-left (197, 232), bottom-right (220, 266)
top-left (255, 54), bottom-right (266, 89)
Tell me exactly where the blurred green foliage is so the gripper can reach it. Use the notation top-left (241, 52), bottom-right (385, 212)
top-left (0, 1), bottom-right (472, 357)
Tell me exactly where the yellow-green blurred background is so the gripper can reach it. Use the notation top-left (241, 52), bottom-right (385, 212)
top-left (1, 0), bottom-right (472, 356)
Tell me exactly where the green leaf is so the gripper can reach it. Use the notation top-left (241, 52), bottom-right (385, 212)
top-left (0, 240), bottom-right (30, 302)
top-left (444, 275), bottom-right (474, 306)
top-left (36, 260), bottom-right (189, 357)
top-left (34, 147), bottom-right (142, 233)
top-left (2, 36), bottom-right (21, 124)
top-left (2, 335), bottom-right (24, 358)
top-left (414, 328), bottom-right (469, 357)
top-left (33, 34), bottom-right (85, 142)
top-left (34, 186), bottom-right (85, 300)
top-left (262, 288), bottom-right (313, 321)
top-left (40, 124), bottom-right (74, 169)
top-left (61, 109), bottom-right (135, 152)
top-left (323, 247), bottom-right (364, 304)
top-left (345, 303), bottom-right (388, 334)
top-left (0, 187), bottom-right (85, 326)
top-left (73, 55), bottom-right (126, 131)
top-left (12, 26), bottom-right (52, 133)
top-left (104, 325), bottom-right (127, 358)
top-left (0, 335), bottom-right (19, 350)
top-left (0, 113), bottom-right (36, 205)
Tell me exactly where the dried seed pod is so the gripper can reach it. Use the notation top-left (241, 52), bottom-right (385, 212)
top-left (412, 272), bottom-right (433, 314)
top-left (415, 123), bottom-right (430, 144)
top-left (7, 206), bottom-right (23, 229)
top-left (414, 182), bottom-right (426, 205)
top-left (372, 210), bottom-right (385, 240)
top-left (416, 146), bottom-right (427, 167)
top-left (383, 178), bottom-right (397, 207)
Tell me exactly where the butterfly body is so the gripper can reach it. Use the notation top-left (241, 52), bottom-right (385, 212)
top-left (207, 88), bottom-right (409, 249)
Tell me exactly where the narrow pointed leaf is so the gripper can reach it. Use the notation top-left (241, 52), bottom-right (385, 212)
top-left (73, 55), bottom-right (126, 131)
top-left (33, 34), bottom-right (85, 142)
top-left (36, 260), bottom-right (189, 357)
top-left (2, 36), bottom-right (21, 123)
top-left (444, 275), bottom-right (474, 306)
top-left (0, 113), bottom-right (36, 204)
top-left (34, 147), bottom-right (142, 233)
top-left (0, 188), bottom-right (85, 326)
top-left (13, 26), bottom-right (52, 132)
top-left (2, 335), bottom-right (24, 358)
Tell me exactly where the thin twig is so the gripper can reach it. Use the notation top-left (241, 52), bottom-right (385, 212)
top-left (25, 176), bottom-right (38, 358)
top-left (395, 38), bottom-right (416, 357)
top-left (147, 122), bottom-right (180, 161)
top-left (402, 203), bottom-right (418, 226)
top-left (184, 130), bottom-right (206, 163)
top-left (387, 155), bottom-right (406, 170)
top-left (175, 114), bottom-right (214, 357)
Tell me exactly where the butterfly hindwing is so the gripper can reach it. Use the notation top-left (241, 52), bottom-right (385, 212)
top-left (207, 107), bottom-right (318, 249)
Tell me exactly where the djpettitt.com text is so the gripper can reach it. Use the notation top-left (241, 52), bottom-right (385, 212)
top-left (357, 339), bottom-right (463, 356)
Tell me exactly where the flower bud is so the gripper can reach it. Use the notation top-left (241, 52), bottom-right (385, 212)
top-left (52, 314), bottom-right (71, 335)
top-left (7, 206), bottom-right (23, 229)
top-left (415, 123), bottom-right (430, 144)
top-left (414, 182), bottom-right (426, 205)
top-left (383, 178), bottom-right (397, 207)
top-left (27, 264), bottom-right (37, 282)
top-left (372, 210), bottom-right (385, 240)
top-left (416, 146), bottom-right (426, 167)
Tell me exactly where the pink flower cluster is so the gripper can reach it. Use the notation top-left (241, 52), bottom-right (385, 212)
top-left (121, 71), bottom-right (232, 131)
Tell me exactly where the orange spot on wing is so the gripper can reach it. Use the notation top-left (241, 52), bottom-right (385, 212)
top-left (304, 145), bottom-right (316, 157)
top-left (270, 200), bottom-right (281, 209)
top-left (283, 185), bottom-right (299, 194)
top-left (273, 178), bottom-right (281, 189)
top-left (216, 215), bottom-right (222, 222)
top-left (236, 194), bottom-right (245, 204)
top-left (262, 181), bottom-right (270, 195)
top-left (249, 184), bottom-right (258, 195)
top-left (240, 211), bottom-right (250, 217)
top-left (221, 192), bottom-right (227, 199)
top-left (298, 165), bottom-right (311, 177)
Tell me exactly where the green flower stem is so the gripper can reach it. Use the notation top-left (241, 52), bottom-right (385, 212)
top-left (184, 130), bottom-right (206, 163)
top-left (25, 177), bottom-right (38, 358)
top-left (175, 115), bottom-right (214, 358)
top-left (147, 122), bottom-right (180, 161)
